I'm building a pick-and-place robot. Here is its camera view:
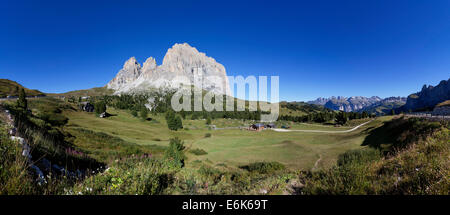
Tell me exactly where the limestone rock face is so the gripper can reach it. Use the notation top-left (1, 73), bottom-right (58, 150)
top-left (107, 43), bottom-right (231, 95)
top-left (107, 57), bottom-right (141, 90)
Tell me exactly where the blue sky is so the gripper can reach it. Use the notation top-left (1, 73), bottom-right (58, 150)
top-left (1, 0), bottom-right (449, 101)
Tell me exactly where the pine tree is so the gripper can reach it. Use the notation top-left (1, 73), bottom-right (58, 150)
top-left (140, 107), bottom-right (148, 120)
top-left (175, 116), bottom-right (183, 130)
top-left (95, 101), bottom-right (106, 114)
top-left (166, 110), bottom-right (177, 130)
top-left (131, 110), bottom-right (138, 117)
top-left (335, 111), bottom-right (348, 125)
top-left (17, 88), bottom-right (27, 110)
top-left (164, 137), bottom-right (185, 168)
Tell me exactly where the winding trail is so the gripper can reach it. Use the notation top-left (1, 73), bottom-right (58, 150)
top-left (272, 119), bottom-right (374, 133)
top-left (311, 154), bottom-right (322, 171)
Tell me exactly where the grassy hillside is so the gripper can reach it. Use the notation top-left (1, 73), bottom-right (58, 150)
top-left (48, 86), bottom-right (114, 98)
top-left (0, 79), bottom-right (45, 98)
top-left (279, 101), bottom-right (326, 116)
top-left (297, 116), bottom-right (449, 194)
top-left (436, 100), bottom-right (450, 107)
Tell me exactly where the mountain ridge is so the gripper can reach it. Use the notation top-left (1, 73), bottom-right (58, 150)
top-left (397, 78), bottom-right (450, 112)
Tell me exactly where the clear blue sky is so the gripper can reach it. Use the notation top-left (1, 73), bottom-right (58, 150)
top-left (1, 0), bottom-right (449, 101)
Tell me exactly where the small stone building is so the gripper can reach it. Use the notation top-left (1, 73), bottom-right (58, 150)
top-left (81, 102), bottom-right (94, 112)
top-left (249, 123), bottom-right (265, 131)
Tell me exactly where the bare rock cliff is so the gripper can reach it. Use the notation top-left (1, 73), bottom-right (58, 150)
top-left (107, 43), bottom-right (231, 95)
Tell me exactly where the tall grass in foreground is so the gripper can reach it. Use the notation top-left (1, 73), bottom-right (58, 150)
top-left (0, 125), bottom-right (35, 194)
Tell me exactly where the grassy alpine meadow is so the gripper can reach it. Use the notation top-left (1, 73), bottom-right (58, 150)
top-left (63, 105), bottom-right (382, 170)
top-left (5, 96), bottom-right (446, 195)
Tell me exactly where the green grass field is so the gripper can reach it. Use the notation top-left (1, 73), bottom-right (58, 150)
top-left (64, 107), bottom-right (391, 170)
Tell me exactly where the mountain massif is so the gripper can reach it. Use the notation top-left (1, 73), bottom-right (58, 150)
top-left (107, 43), bottom-right (231, 95)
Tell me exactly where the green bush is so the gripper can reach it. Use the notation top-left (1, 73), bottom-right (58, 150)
top-left (204, 133), bottom-right (211, 138)
top-left (140, 108), bottom-right (148, 120)
top-left (240, 161), bottom-right (285, 174)
top-left (189, 148), bottom-right (208, 155)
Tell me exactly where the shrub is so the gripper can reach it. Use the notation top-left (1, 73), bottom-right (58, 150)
top-left (204, 133), bottom-right (211, 138)
top-left (140, 108), bottom-right (148, 120)
top-left (189, 148), bottom-right (208, 155)
top-left (240, 161), bottom-right (285, 174)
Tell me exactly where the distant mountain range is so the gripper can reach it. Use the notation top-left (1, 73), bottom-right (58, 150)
top-left (397, 78), bottom-right (450, 112)
top-left (308, 96), bottom-right (406, 113)
top-left (360, 97), bottom-right (407, 115)
top-left (307, 78), bottom-right (450, 114)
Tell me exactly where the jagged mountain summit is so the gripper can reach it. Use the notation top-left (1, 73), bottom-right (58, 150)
top-left (107, 43), bottom-right (231, 95)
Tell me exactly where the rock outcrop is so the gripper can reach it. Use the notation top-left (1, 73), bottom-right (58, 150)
top-left (399, 79), bottom-right (450, 112)
top-left (107, 43), bottom-right (231, 95)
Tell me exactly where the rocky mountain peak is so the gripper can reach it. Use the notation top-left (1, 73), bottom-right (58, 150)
top-left (142, 57), bottom-right (157, 72)
top-left (123, 57), bottom-right (140, 68)
top-left (107, 57), bottom-right (142, 90)
top-left (400, 78), bottom-right (450, 112)
top-left (107, 43), bottom-right (231, 95)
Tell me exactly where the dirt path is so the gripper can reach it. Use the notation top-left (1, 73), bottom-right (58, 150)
top-left (311, 154), bottom-right (322, 171)
top-left (272, 119), bottom-right (374, 133)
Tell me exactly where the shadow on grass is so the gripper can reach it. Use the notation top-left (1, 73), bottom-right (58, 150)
top-left (361, 120), bottom-right (396, 152)
top-left (362, 117), bottom-right (443, 154)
